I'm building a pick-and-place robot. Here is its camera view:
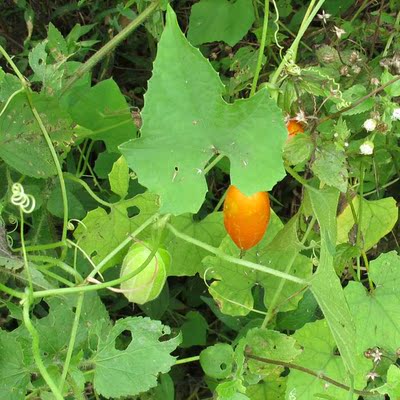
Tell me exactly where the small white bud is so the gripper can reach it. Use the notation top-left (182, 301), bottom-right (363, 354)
top-left (363, 119), bottom-right (377, 132)
top-left (344, 142), bottom-right (349, 147)
top-left (392, 108), bottom-right (400, 121)
top-left (359, 141), bottom-right (374, 155)
top-left (334, 132), bottom-right (339, 138)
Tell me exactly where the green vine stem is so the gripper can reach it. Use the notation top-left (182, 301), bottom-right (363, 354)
top-left (0, 87), bottom-right (24, 118)
top-left (59, 293), bottom-right (84, 392)
top-left (356, 163), bottom-right (364, 281)
top-left (245, 351), bottom-right (374, 397)
top-left (383, 10), bottom-right (400, 57)
top-left (250, 0), bottom-right (270, 96)
top-left (285, 164), bottom-right (316, 191)
top-left (62, 0), bottom-right (160, 94)
top-left (29, 255), bottom-right (83, 283)
top-left (0, 282), bottom-right (24, 299)
top-left (175, 355), bottom-right (200, 365)
top-left (64, 173), bottom-right (114, 208)
top-left (19, 210), bottom-right (34, 293)
top-left (12, 241), bottom-right (67, 253)
top-left (34, 266), bottom-right (75, 287)
top-left (22, 298), bottom-right (64, 400)
top-left (166, 223), bottom-right (307, 285)
top-left (203, 154), bottom-right (225, 175)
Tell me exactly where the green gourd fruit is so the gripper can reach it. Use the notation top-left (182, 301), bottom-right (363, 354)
top-left (120, 242), bottom-right (171, 304)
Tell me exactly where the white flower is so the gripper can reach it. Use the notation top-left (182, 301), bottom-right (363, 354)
top-left (294, 110), bottom-right (307, 124)
top-left (366, 371), bottom-right (379, 381)
top-left (359, 141), bottom-right (374, 155)
top-left (371, 348), bottom-right (383, 363)
top-left (333, 26), bottom-right (346, 39)
top-left (363, 119), bottom-right (377, 132)
top-left (392, 108), bottom-right (400, 121)
top-left (317, 10), bottom-right (331, 24)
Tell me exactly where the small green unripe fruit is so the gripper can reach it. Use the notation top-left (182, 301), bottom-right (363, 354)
top-left (120, 242), bottom-right (170, 304)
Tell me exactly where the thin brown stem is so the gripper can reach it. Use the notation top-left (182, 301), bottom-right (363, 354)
top-left (318, 75), bottom-right (400, 125)
top-left (245, 351), bottom-right (374, 396)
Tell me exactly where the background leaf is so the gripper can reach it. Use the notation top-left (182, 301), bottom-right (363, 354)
top-left (187, 0), bottom-right (255, 46)
top-left (0, 93), bottom-right (74, 178)
top-left (337, 196), bottom-right (398, 250)
top-left (69, 79), bottom-right (137, 153)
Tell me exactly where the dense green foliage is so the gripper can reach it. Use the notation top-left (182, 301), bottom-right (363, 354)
top-left (0, 0), bottom-right (399, 399)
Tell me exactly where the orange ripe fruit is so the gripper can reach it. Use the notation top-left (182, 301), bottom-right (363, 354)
top-left (223, 185), bottom-right (271, 250)
top-left (286, 119), bottom-right (304, 138)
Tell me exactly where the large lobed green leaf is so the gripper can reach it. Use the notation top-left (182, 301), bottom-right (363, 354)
top-left (120, 6), bottom-right (287, 215)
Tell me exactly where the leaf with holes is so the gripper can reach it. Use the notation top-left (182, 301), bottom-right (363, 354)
top-left (74, 192), bottom-right (159, 270)
top-left (119, 6), bottom-right (287, 215)
top-left (200, 343), bottom-right (234, 379)
top-left (93, 317), bottom-right (180, 399)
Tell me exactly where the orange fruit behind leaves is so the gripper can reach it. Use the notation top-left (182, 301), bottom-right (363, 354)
top-left (286, 119), bottom-right (304, 138)
top-left (223, 185), bottom-right (271, 250)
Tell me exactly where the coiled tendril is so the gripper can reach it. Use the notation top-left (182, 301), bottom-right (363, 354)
top-left (11, 183), bottom-right (36, 214)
